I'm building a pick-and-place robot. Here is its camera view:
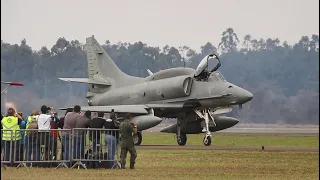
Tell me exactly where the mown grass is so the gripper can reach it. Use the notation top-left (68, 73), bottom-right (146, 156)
top-left (2, 149), bottom-right (318, 180)
top-left (141, 133), bottom-right (319, 147)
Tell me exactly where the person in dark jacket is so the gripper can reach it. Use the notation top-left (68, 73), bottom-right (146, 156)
top-left (88, 112), bottom-right (106, 156)
top-left (104, 117), bottom-right (119, 168)
top-left (50, 112), bottom-right (60, 160)
top-left (18, 113), bottom-right (26, 161)
top-left (110, 109), bottom-right (120, 128)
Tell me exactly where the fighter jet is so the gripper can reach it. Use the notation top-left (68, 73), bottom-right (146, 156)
top-left (59, 36), bottom-right (253, 146)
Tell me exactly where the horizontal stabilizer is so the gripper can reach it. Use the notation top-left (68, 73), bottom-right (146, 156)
top-left (58, 78), bottom-right (111, 86)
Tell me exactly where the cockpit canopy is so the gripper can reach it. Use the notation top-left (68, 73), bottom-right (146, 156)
top-left (208, 71), bottom-right (227, 82)
top-left (194, 54), bottom-right (221, 81)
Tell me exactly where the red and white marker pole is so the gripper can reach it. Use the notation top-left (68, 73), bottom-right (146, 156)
top-left (1, 81), bottom-right (24, 94)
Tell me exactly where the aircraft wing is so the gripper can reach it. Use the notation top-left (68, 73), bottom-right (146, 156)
top-left (59, 103), bottom-right (186, 114)
top-left (144, 103), bottom-right (185, 109)
top-left (60, 105), bottom-right (148, 114)
top-left (58, 78), bottom-right (111, 86)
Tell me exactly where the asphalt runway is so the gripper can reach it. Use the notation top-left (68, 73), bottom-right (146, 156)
top-left (137, 145), bottom-right (319, 152)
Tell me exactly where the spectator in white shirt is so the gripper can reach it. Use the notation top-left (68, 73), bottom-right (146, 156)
top-left (36, 105), bottom-right (53, 161)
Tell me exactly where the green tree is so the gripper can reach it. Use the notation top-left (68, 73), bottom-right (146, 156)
top-left (218, 28), bottom-right (239, 53)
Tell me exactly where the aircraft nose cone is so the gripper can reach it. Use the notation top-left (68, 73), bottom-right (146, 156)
top-left (246, 91), bottom-right (253, 102)
top-left (239, 89), bottom-right (253, 104)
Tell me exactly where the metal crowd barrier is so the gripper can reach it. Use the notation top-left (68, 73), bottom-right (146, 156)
top-left (1, 130), bottom-right (13, 170)
top-left (1, 128), bottom-right (120, 170)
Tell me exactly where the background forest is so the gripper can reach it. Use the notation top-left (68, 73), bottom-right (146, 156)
top-left (1, 28), bottom-right (319, 124)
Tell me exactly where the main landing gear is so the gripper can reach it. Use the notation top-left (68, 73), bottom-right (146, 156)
top-left (176, 117), bottom-right (186, 146)
top-left (133, 131), bottom-right (142, 145)
top-left (175, 109), bottom-right (216, 146)
top-left (177, 133), bottom-right (187, 146)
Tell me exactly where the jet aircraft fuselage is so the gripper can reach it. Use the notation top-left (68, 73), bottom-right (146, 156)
top-left (88, 68), bottom-right (252, 116)
top-left (59, 36), bottom-right (253, 146)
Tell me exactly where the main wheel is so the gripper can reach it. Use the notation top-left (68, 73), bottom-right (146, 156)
top-left (203, 136), bottom-right (211, 146)
top-left (133, 132), bottom-right (142, 145)
top-left (177, 133), bottom-right (187, 146)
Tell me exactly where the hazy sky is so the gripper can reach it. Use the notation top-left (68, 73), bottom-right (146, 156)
top-left (1, 0), bottom-right (319, 51)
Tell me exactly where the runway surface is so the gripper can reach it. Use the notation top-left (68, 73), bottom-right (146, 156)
top-left (220, 127), bottom-right (319, 134)
top-left (142, 127), bottom-right (319, 152)
top-left (137, 145), bottom-right (319, 152)
top-left (148, 127), bottom-right (319, 134)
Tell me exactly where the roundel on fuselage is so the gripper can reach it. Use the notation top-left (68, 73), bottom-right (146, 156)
top-left (156, 88), bottom-right (162, 95)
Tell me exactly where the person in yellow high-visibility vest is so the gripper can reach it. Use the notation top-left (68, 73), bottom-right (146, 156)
top-left (1, 108), bottom-right (23, 166)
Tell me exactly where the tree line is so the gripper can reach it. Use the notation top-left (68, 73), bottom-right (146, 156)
top-left (1, 28), bottom-right (319, 124)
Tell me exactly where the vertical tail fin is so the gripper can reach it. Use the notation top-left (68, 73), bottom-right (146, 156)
top-left (85, 36), bottom-right (142, 90)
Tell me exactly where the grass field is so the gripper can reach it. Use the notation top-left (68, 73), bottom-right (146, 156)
top-left (1, 133), bottom-right (319, 180)
top-left (140, 133), bottom-right (319, 147)
top-left (1, 149), bottom-right (318, 180)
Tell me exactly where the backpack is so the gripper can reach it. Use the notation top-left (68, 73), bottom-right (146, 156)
top-left (84, 148), bottom-right (109, 169)
top-left (27, 116), bottom-right (38, 136)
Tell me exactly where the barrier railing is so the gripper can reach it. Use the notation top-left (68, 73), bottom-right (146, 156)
top-left (1, 128), bottom-right (120, 170)
top-left (71, 128), bottom-right (120, 169)
top-left (1, 130), bottom-right (13, 170)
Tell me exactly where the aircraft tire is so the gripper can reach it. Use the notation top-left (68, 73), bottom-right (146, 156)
top-left (177, 133), bottom-right (187, 146)
top-left (203, 136), bottom-right (211, 146)
top-left (133, 132), bottom-right (142, 145)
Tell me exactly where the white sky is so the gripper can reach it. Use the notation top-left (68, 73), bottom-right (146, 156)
top-left (1, 0), bottom-right (319, 51)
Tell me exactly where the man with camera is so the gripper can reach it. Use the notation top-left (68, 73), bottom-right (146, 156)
top-left (50, 111), bottom-right (60, 161)
top-left (1, 107), bottom-right (23, 166)
top-left (104, 111), bottom-right (120, 168)
top-left (36, 105), bottom-right (55, 162)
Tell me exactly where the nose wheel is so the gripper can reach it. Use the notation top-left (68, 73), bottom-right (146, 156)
top-left (194, 109), bottom-right (216, 146)
top-left (203, 135), bottom-right (211, 146)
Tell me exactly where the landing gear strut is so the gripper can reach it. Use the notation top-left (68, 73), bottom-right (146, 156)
top-left (194, 109), bottom-right (216, 146)
top-left (133, 131), bottom-right (142, 145)
top-left (176, 117), bottom-right (187, 146)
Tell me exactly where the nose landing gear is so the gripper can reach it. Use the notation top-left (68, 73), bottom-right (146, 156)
top-left (194, 109), bottom-right (216, 146)
top-left (203, 135), bottom-right (211, 146)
